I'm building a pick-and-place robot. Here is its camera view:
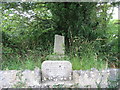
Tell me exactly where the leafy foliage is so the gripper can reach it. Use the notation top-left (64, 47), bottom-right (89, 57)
top-left (1, 2), bottom-right (119, 70)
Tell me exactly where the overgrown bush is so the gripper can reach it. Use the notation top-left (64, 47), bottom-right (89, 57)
top-left (1, 2), bottom-right (119, 70)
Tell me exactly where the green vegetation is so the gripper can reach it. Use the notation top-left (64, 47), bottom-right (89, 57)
top-left (1, 2), bottom-right (119, 70)
top-left (1, 50), bottom-right (42, 70)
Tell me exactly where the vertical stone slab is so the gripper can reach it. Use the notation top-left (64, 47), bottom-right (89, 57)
top-left (41, 61), bottom-right (72, 81)
top-left (54, 35), bottom-right (65, 55)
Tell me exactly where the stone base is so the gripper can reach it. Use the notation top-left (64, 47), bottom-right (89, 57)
top-left (46, 55), bottom-right (69, 60)
top-left (41, 61), bottom-right (72, 82)
top-left (42, 81), bottom-right (74, 87)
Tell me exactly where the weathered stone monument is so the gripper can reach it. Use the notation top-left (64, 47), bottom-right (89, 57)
top-left (54, 35), bottom-right (65, 55)
top-left (41, 35), bottom-right (73, 84)
top-left (47, 35), bottom-right (65, 60)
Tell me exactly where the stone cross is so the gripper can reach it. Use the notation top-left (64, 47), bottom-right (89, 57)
top-left (54, 35), bottom-right (65, 55)
top-left (41, 35), bottom-right (72, 82)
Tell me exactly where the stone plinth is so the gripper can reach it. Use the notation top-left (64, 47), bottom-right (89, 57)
top-left (41, 61), bottom-right (72, 82)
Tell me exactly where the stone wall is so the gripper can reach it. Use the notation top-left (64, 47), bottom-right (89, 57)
top-left (73, 68), bottom-right (120, 88)
top-left (0, 68), bottom-right (119, 89)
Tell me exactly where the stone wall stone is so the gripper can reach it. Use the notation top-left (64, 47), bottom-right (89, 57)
top-left (0, 67), bottom-right (41, 89)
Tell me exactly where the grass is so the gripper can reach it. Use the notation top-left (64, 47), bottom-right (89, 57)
top-left (70, 54), bottom-right (107, 70)
top-left (1, 54), bottom-right (42, 70)
top-left (1, 50), bottom-right (107, 70)
top-left (69, 40), bottom-right (108, 70)
top-left (1, 42), bottom-right (108, 70)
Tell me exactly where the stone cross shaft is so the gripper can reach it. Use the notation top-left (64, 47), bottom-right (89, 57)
top-left (54, 35), bottom-right (65, 55)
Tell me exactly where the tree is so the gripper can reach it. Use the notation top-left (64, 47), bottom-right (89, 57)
top-left (46, 2), bottom-right (98, 53)
top-left (1, 2), bottom-right (54, 54)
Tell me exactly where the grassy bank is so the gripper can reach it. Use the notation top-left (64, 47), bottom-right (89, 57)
top-left (1, 51), bottom-right (107, 70)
